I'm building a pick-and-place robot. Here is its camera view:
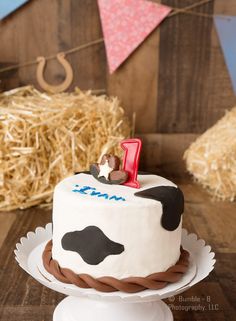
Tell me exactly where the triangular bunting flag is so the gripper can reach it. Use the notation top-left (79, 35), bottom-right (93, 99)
top-left (214, 16), bottom-right (236, 95)
top-left (98, 0), bottom-right (171, 73)
top-left (0, 0), bottom-right (29, 20)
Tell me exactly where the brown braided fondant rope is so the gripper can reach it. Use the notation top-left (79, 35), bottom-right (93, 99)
top-left (42, 240), bottom-right (190, 293)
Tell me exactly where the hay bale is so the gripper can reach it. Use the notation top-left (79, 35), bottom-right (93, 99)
top-left (0, 86), bottom-right (131, 211)
top-left (184, 107), bottom-right (236, 201)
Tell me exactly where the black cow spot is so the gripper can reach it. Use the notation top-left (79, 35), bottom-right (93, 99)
top-left (135, 186), bottom-right (184, 231)
top-left (61, 226), bottom-right (124, 265)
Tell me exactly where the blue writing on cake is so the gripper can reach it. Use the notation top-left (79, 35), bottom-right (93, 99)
top-left (72, 185), bottom-right (126, 202)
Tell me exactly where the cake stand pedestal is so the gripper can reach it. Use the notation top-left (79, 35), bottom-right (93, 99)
top-left (54, 296), bottom-right (173, 321)
top-left (15, 224), bottom-right (215, 321)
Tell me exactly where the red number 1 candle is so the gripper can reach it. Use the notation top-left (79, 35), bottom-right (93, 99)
top-left (121, 138), bottom-right (142, 188)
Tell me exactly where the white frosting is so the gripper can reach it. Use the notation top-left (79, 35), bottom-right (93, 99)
top-left (52, 173), bottom-right (182, 278)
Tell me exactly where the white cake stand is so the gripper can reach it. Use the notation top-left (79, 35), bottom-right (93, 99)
top-left (15, 224), bottom-right (215, 321)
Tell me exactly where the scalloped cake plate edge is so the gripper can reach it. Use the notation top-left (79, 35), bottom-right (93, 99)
top-left (15, 224), bottom-right (215, 302)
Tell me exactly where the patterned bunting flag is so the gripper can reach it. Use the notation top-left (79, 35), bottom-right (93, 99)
top-left (97, 0), bottom-right (171, 73)
top-left (214, 16), bottom-right (236, 95)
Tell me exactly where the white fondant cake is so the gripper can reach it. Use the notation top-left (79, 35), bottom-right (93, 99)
top-left (52, 172), bottom-right (183, 279)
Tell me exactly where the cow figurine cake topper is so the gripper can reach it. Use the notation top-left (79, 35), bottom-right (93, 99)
top-left (90, 154), bottom-right (128, 185)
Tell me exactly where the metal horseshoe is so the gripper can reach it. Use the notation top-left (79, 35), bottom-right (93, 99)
top-left (36, 52), bottom-right (73, 93)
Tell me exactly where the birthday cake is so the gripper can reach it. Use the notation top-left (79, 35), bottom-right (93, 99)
top-left (43, 139), bottom-right (189, 293)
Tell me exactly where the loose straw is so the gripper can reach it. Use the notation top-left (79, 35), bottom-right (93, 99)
top-left (0, 86), bottom-right (131, 211)
top-left (184, 107), bottom-right (236, 201)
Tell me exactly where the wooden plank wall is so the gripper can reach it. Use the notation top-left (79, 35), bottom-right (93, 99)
top-left (0, 0), bottom-right (236, 174)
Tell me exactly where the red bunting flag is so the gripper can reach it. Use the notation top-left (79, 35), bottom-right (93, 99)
top-left (97, 0), bottom-right (171, 73)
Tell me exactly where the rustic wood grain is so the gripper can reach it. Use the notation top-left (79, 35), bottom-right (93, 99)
top-left (0, 209), bottom-right (65, 321)
top-left (17, 0), bottom-right (59, 87)
top-left (0, 0), bottom-right (106, 92)
top-left (0, 2), bottom-right (235, 319)
top-left (139, 133), bottom-right (198, 176)
top-left (0, 180), bottom-right (235, 320)
top-left (214, 253), bottom-right (236, 311)
top-left (0, 0), bottom-right (236, 134)
top-left (70, 0), bottom-right (106, 91)
top-left (191, 202), bottom-right (236, 254)
top-left (165, 282), bottom-right (235, 321)
top-left (157, 0), bottom-right (215, 133)
top-left (0, 213), bottom-right (16, 248)
top-left (107, 0), bottom-right (161, 133)
top-left (0, 306), bottom-right (54, 321)
top-left (0, 63), bottom-right (18, 91)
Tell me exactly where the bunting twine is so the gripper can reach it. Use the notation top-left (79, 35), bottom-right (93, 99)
top-left (0, 0), bottom-right (216, 75)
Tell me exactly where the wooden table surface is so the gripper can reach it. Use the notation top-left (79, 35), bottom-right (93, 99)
top-left (0, 180), bottom-right (235, 321)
